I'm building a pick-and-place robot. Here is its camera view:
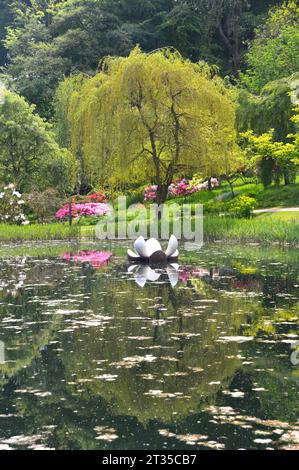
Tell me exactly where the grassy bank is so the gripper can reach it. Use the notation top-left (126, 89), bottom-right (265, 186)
top-left (0, 213), bottom-right (298, 245)
top-left (204, 216), bottom-right (299, 244)
top-left (0, 223), bottom-right (79, 242)
top-left (171, 180), bottom-right (299, 209)
top-left (80, 215), bottom-right (299, 245)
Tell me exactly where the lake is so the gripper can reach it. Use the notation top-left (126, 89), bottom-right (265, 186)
top-left (0, 241), bottom-right (298, 450)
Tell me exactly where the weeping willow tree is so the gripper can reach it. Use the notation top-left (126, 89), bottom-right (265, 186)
top-left (57, 47), bottom-right (238, 202)
top-left (237, 73), bottom-right (299, 142)
top-left (237, 73), bottom-right (299, 185)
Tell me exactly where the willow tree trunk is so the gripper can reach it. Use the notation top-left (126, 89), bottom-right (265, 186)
top-left (156, 184), bottom-right (169, 221)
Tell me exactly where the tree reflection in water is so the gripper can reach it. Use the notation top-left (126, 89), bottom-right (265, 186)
top-left (0, 243), bottom-right (298, 450)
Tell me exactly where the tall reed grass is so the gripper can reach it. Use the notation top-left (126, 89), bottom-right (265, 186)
top-left (203, 216), bottom-right (299, 244)
top-left (0, 223), bottom-right (79, 242)
top-left (0, 216), bottom-right (298, 245)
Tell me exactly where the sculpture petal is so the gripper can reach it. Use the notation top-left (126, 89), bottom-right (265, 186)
top-left (134, 265), bottom-right (148, 287)
top-left (127, 249), bottom-right (141, 259)
top-left (134, 236), bottom-right (148, 258)
top-left (144, 238), bottom-right (162, 257)
top-left (169, 249), bottom-right (179, 259)
top-left (170, 263), bottom-right (179, 270)
top-left (145, 266), bottom-right (161, 282)
top-left (134, 265), bottom-right (160, 287)
top-left (165, 235), bottom-right (178, 257)
top-left (167, 265), bottom-right (179, 287)
top-left (128, 264), bottom-right (138, 273)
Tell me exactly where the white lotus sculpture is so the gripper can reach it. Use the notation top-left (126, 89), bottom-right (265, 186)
top-left (127, 235), bottom-right (179, 264)
top-left (128, 264), bottom-right (179, 288)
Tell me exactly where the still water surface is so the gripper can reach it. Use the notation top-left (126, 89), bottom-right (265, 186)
top-left (0, 242), bottom-right (298, 450)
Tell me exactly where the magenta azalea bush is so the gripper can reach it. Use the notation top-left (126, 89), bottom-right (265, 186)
top-left (144, 178), bottom-right (219, 201)
top-left (56, 202), bottom-right (110, 220)
top-left (168, 178), bottom-right (199, 197)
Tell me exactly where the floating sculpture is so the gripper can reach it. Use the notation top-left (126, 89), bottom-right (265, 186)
top-left (127, 235), bottom-right (179, 264)
top-left (128, 264), bottom-right (179, 288)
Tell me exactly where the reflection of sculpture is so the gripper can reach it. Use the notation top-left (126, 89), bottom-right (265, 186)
top-left (128, 264), bottom-right (179, 287)
top-left (0, 341), bottom-right (4, 364)
top-left (128, 235), bottom-right (179, 263)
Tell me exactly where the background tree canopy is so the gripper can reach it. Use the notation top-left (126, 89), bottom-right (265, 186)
top-left (0, 0), bottom-right (298, 195)
top-left (57, 48), bottom-right (238, 202)
top-left (0, 89), bottom-right (77, 192)
top-left (1, 0), bottom-right (279, 117)
top-left (240, 0), bottom-right (299, 92)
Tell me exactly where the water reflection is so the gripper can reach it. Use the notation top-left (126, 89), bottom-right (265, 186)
top-left (128, 264), bottom-right (180, 287)
top-left (63, 251), bottom-right (112, 269)
top-left (0, 243), bottom-right (298, 450)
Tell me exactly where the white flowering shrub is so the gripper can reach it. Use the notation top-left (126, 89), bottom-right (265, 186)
top-left (0, 183), bottom-right (29, 225)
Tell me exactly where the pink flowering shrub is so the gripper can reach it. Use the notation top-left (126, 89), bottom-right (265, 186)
top-left (63, 251), bottom-right (112, 269)
top-left (144, 185), bottom-right (158, 202)
top-left (168, 179), bottom-right (199, 197)
top-left (56, 202), bottom-right (110, 220)
top-left (144, 178), bottom-right (219, 201)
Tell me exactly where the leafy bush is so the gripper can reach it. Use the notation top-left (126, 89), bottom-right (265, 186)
top-left (205, 195), bottom-right (257, 218)
top-left (25, 188), bottom-right (63, 223)
top-left (73, 215), bottom-right (104, 226)
top-left (228, 195), bottom-right (257, 218)
top-left (204, 200), bottom-right (224, 215)
top-left (128, 186), bottom-right (147, 205)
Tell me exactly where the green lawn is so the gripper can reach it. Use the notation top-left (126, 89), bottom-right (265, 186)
top-left (171, 180), bottom-right (299, 209)
top-left (256, 211), bottom-right (299, 221)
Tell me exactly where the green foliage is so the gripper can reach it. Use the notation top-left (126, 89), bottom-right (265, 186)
top-left (59, 48), bottom-right (238, 202)
top-left (0, 88), bottom-right (77, 193)
top-left (4, 0), bottom-right (132, 117)
top-left (237, 74), bottom-right (299, 142)
top-left (228, 195), bottom-right (257, 218)
top-left (0, 0), bottom-right (12, 66)
top-left (241, 1), bottom-right (299, 93)
top-left (2, 0), bottom-right (278, 117)
top-left (25, 188), bottom-right (63, 223)
top-left (240, 129), bottom-right (298, 187)
top-left (205, 194), bottom-right (257, 218)
top-left (4, 0), bottom-right (68, 118)
top-left (204, 200), bottom-right (226, 215)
